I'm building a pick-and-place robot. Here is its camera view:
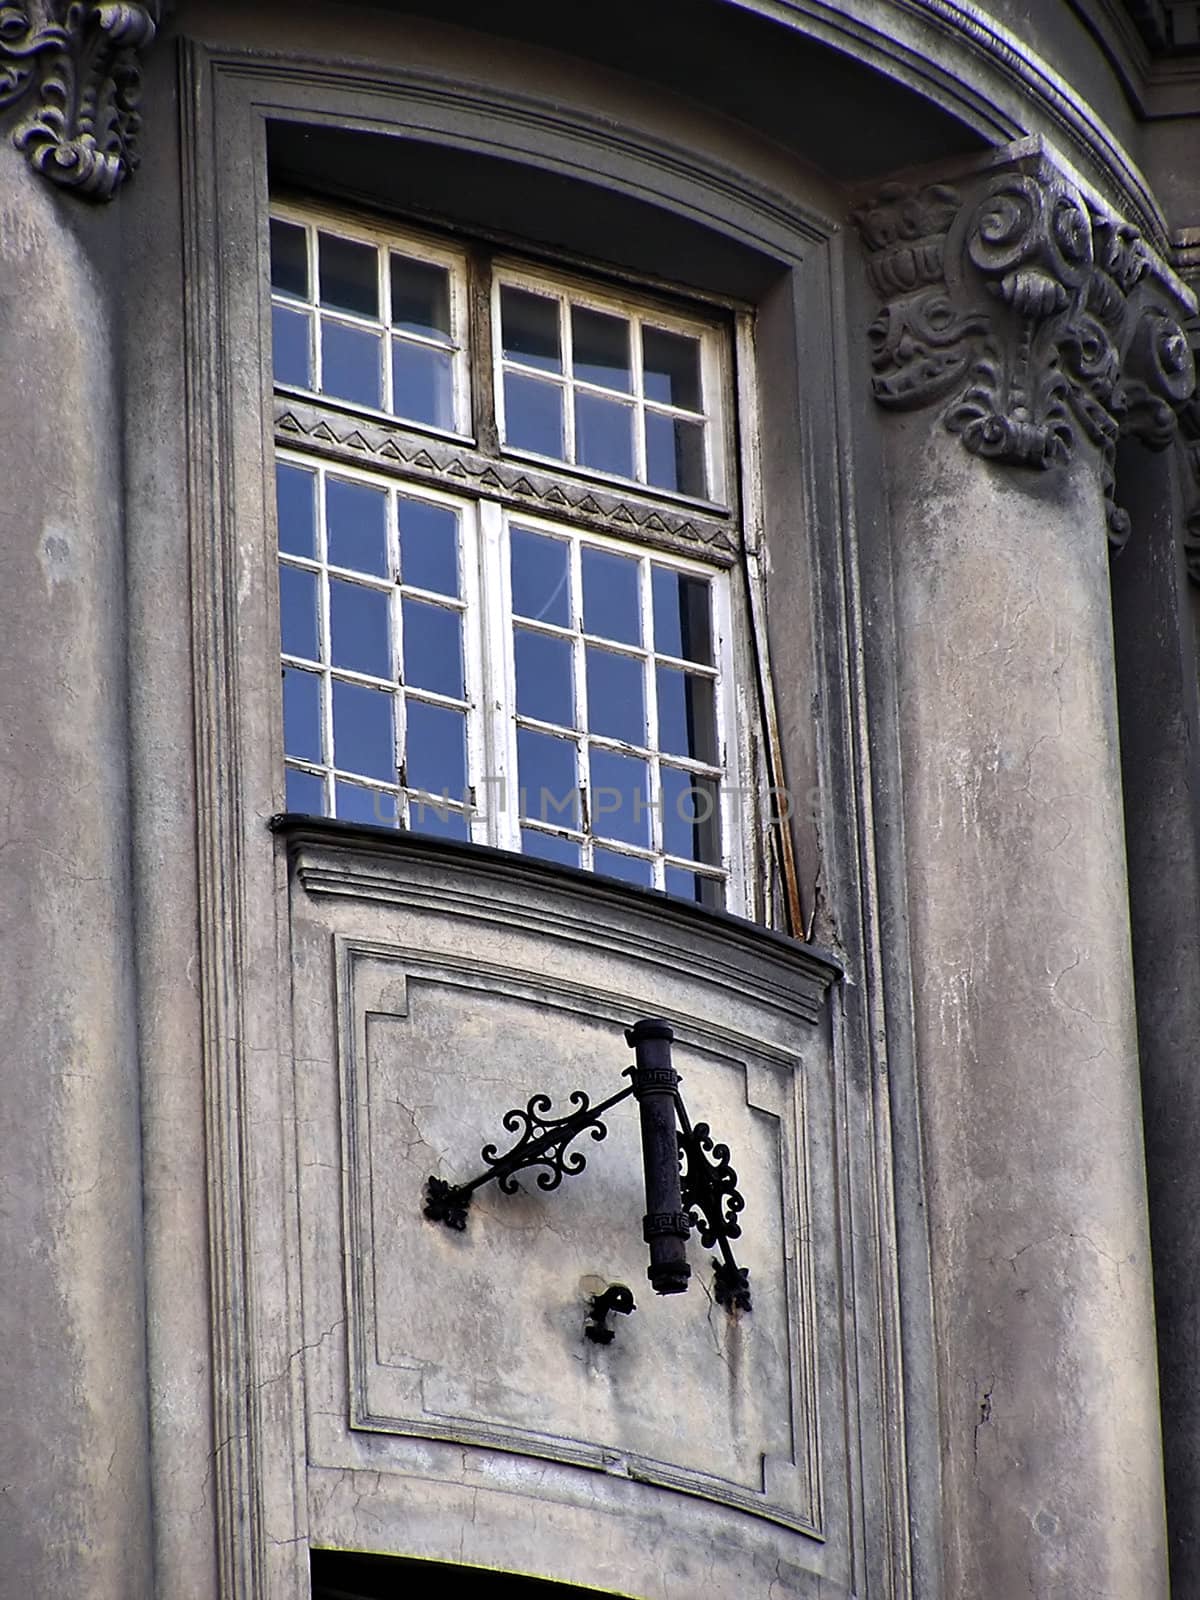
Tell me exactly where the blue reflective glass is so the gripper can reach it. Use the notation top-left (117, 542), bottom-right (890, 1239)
top-left (571, 306), bottom-right (630, 392)
top-left (515, 628), bottom-right (574, 727)
top-left (665, 866), bottom-right (724, 909)
top-left (399, 499), bottom-right (458, 596)
top-left (661, 767), bottom-right (721, 865)
top-left (521, 828), bottom-right (581, 869)
top-left (330, 580), bottom-right (391, 679)
top-left (285, 765), bottom-right (325, 815)
top-left (276, 463), bottom-right (317, 558)
top-left (501, 287), bottom-right (561, 371)
top-left (517, 730), bottom-right (579, 826)
top-left (405, 699), bottom-right (467, 796)
top-left (656, 666), bottom-right (718, 764)
top-left (326, 478), bottom-right (388, 576)
top-left (588, 748), bottom-right (650, 847)
top-left (409, 798), bottom-right (471, 841)
top-left (593, 848), bottom-right (653, 888)
top-left (402, 599), bottom-right (463, 698)
top-left (585, 647), bottom-right (644, 745)
top-left (645, 411), bottom-right (707, 497)
top-left (322, 321), bottom-right (382, 409)
top-left (575, 393), bottom-right (634, 478)
top-left (582, 546), bottom-right (641, 646)
top-left (642, 326), bottom-right (702, 410)
top-left (651, 566), bottom-right (712, 664)
top-left (332, 679), bottom-right (395, 781)
top-left (270, 219), bottom-right (308, 299)
top-left (390, 254), bottom-right (451, 342)
top-left (318, 232), bottom-right (378, 317)
top-left (279, 564), bottom-right (319, 661)
top-left (282, 668), bottom-right (322, 764)
top-left (335, 781), bottom-right (398, 827)
top-left (272, 305), bottom-right (311, 388)
top-left (392, 340), bottom-right (453, 429)
top-left (504, 373), bottom-right (564, 458)
top-left (510, 527), bottom-right (570, 627)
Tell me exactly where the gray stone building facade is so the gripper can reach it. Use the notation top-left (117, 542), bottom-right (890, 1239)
top-left (3, 2), bottom-right (1200, 1597)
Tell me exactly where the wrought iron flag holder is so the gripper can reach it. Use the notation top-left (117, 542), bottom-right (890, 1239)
top-left (424, 1018), bottom-right (752, 1313)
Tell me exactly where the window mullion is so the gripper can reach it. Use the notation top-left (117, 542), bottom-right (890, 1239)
top-left (569, 534), bottom-right (589, 867)
top-left (483, 501), bottom-right (520, 851)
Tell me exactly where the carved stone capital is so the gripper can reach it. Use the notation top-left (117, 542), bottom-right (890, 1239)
top-left (0, 1), bottom-right (163, 200)
top-left (854, 147), bottom-right (1198, 547)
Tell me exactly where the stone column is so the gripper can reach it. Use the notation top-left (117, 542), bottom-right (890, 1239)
top-left (855, 146), bottom-right (1196, 1599)
top-left (0, 7), bottom-right (163, 1597)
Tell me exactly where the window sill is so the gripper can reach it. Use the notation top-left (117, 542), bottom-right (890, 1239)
top-left (269, 811), bottom-right (842, 1000)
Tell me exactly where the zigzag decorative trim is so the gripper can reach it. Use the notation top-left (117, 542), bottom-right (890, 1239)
top-left (274, 399), bottom-right (740, 565)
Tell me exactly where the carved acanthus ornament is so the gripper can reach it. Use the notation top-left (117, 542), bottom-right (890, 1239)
top-left (0, 1), bottom-right (162, 199)
top-left (855, 149), bottom-right (1198, 547)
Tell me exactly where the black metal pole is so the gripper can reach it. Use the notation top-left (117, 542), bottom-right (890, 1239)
top-left (626, 1018), bottom-right (691, 1296)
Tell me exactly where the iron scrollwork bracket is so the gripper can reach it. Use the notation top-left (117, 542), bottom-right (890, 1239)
top-left (676, 1102), bottom-right (752, 1312)
top-left (423, 1081), bottom-right (634, 1230)
top-left (424, 1019), bottom-right (752, 1316)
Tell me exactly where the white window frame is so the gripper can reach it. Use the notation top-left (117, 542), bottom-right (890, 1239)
top-left (271, 200), bottom-right (762, 917)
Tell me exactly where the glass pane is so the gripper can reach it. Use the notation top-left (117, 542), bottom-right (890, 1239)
top-left (326, 478), bottom-right (388, 577)
top-left (332, 679), bottom-right (395, 782)
top-left (276, 463), bottom-right (316, 559)
top-left (336, 780), bottom-right (398, 827)
top-left (656, 666), bottom-right (718, 764)
top-left (390, 254), bottom-right (452, 342)
top-left (322, 322), bottom-right (383, 409)
top-left (661, 767), bottom-right (721, 864)
top-left (392, 340), bottom-right (454, 430)
top-left (585, 647), bottom-right (645, 745)
top-left (500, 286), bottom-right (561, 371)
top-left (594, 848), bottom-right (654, 888)
top-left (521, 828), bottom-right (582, 869)
top-left (510, 527), bottom-right (570, 627)
top-left (575, 393), bottom-right (634, 478)
top-left (318, 232), bottom-right (378, 317)
top-left (572, 306), bottom-right (631, 391)
top-left (408, 798), bottom-right (471, 841)
top-left (503, 373), bottom-right (564, 458)
top-left (518, 729), bottom-right (579, 827)
top-left (398, 498), bottom-right (459, 596)
top-left (652, 567), bottom-right (713, 664)
top-left (285, 765), bottom-right (325, 815)
top-left (270, 219), bottom-right (308, 299)
top-left (665, 866), bottom-right (724, 909)
top-left (279, 564), bottom-right (320, 661)
top-left (588, 748), bottom-right (650, 847)
top-left (582, 546), bottom-right (641, 646)
top-left (642, 326), bottom-right (702, 410)
top-left (645, 412), bottom-right (707, 497)
top-left (515, 628), bottom-right (575, 728)
top-left (272, 305), bottom-right (311, 388)
top-left (330, 579), bottom-right (391, 679)
top-left (282, 667), bottom-right (322, 764)
top-left (402, 599), bottom-right (463, 698)
top-left (405, 700), bottom-right (466, 796)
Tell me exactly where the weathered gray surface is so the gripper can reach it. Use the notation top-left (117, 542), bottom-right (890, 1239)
top-left (1111, 438), bottom-right (1200, 1593)
top-left (885, 414), bottom-right (1168, 1597)
top-left (0, 141), bottom-right (152, 1596)
top-left (285, 832), bottom-right (846, 1599)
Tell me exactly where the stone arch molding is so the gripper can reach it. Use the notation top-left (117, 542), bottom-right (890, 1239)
top-left (855, 141), bottom-right (1199, 547)
top-left (0, 1), bottom-right (164, 198)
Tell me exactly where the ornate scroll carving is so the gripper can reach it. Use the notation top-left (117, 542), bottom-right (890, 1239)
top-left (855, 150), bottom-right (1198, 548)
top-left (0, 1), bottom-right (162, 199)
